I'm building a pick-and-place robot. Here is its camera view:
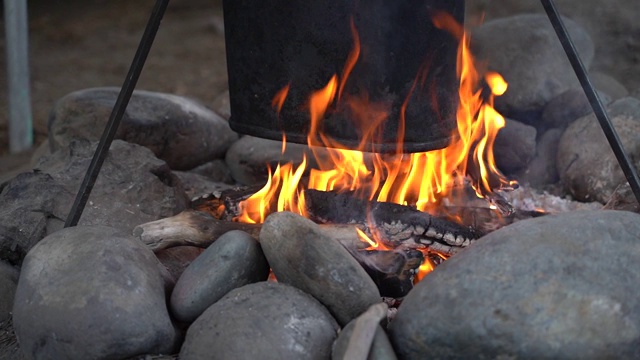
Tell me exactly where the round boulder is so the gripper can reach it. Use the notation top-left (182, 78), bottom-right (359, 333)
top-left (260, 211), bottom-right (380, 326)
top-left (0, 261), bottom-right (19, 322)
top-left (12, 225), bottom-right (176, 360)
top-left (590, 72), bottom-right (628, 101)
top-left (48, 87), bottom-right (238, 170)
top-left (472, 14), bottom-right (594, 118)
top-left (179, 281), bottom-right (339, 360)
top-left (493, 118), bottom-right (537, 174)
top-left (557, 97), bottom-right (640, 203)
top-left (225, 136), bottom-right (311, 186)
top-left (541, 87), bottom-right (611, 130)
top-left (212, 90), bottom-right (231, 121)
top-left (389, 210), bottom-right (640, 359)
top-left (170, 230), bottom-right (270, 323)
top-left (516, 128), bottom-right (563, 187)
top-left (332, 320), bottom-right (397, 360)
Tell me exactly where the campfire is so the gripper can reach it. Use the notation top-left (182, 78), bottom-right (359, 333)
top-left (134, 10), bottom-right (524, 301)
top-left (225, 12), bottom-right (512, 282)
top-left (7, 0), bottom-right (640, 359)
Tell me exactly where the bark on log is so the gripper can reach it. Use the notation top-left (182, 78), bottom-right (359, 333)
top-left (132, 210), bottom-right (261, 252)
top-left (304, 189), bottom-right (480, 254)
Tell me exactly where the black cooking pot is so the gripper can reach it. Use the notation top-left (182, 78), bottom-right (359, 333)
top-left (223, 0), bottom-right (464, 153)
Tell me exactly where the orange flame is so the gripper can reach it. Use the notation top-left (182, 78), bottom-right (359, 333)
top-left (236, 13), bottom-right (513, 280)
top-left (271, 84), bottom-right (290, 114)
top-left (356, 228), bottom-right (393, 251)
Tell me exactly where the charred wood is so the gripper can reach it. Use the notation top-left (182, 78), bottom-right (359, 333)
top-left (356, 248), bottom-right (423, 298)
top-left (304, 189), bottom-right (481, 254)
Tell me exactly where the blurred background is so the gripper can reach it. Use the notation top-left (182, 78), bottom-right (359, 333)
top-left (0, 0), bottom-right (638, 160)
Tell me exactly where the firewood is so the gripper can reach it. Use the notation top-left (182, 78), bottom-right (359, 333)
top-left (189, 187), bottom-right (472, 255)
top-left (342, 303), bottom-right (389, 360)
top-left (304, 189), bottom-right (480, 253)
top-left (132, 210), bottom-right (261, 251)
top-left (134, 210), bottom-right (368, 252)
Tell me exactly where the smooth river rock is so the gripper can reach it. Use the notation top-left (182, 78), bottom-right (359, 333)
top-left (48, 87), bottom-right (238, 170)
top-left (0, 140), bottom-right (188, 264)
top-left (541, 87), bottom-right (611, 130)
top-left (170, 230), bottom-right (270, 323)
top-left (260, 211), bottom-right (381, 326)
top-left (179, 281), bottom-right (339, 360)
top-left (472, 14), bottom-right (594, 119)
top-left (493, 118), bottom-right (536, 173)
top-left (225, 135), bottom-right (311, 186)
top-left (0, 261), bottom-right (19, 322)
top-left (516, 128), bottom-right (563, 187)
top-left (389, 210), bottom-right (640, 359)
top-left (557, 97), bottom-right (640, 204)
top-left (13, 225), bottom-right (176, 360)
top-left (332, 320), bottom-right (397, 360)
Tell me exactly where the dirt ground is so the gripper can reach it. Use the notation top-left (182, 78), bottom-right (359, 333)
top-left (0, 0), bottom-right (638, 174)
top-left (0, 0), bottom-right (228, 160)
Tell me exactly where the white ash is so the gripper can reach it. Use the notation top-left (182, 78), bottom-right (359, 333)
top-left (498, 185), bottom-right (603, 214)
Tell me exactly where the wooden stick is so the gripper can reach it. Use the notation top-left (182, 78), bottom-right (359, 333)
top-left (132, 210), bottom-right (261, 251)
top-left (342, 303), bottom-right (389, 360)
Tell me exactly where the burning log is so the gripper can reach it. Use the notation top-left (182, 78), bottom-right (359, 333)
top-left (194, 186), bottom-right (482, 254)
top-left (304, 189), bottom-right (481, 255)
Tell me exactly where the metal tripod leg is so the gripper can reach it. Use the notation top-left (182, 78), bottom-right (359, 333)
top-left (541, 0), bottom-right (640, 205)
top-left (65, 0), bottom-right (171, 227)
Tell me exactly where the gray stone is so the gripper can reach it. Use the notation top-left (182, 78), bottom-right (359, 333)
top-left (189, 159), bottom-right (234, 184)
top-left (170, 230), bottom-right (269, 323)
top-left (466, 0), bottom-right (640, 92)
top-left (557, 97), bottom-right (640, 203)
top-left (48, 87), bottom-right (238, 170)
top-left (13, 225), bottom-right (176, 360)
top-left (516, 128), bottom-right (563, 187)
top-left (212, 90), bottom-right (231, 121)
top-left (389, 210), bottom-right (640, 359)
top-left (602, 183), bottom-right (640, 213)
top-left (0, 140), bottom-right (188, 264)
top-left (332, 321), bottom-right (397, 360)
top-left (0, 261), bottom-right (19, 322)
top-left (172, 170), bottom-right (234, 199)
top-left (260, 212), bottom-right (380, 326)
top-left (29, 140), bottom-right (51, 168)
top-left (155, 246), bottom-right (204, 284)
top-left (225, 136), bottom-right (310, 186)
top-left (493, 118), bottom-right (536, 173)
top-left (472, 14), bottom-right (594, 118)
top-left (0, 317), bottom-right (25, 360)
top-left (541, 87), bottom-right (611, 130)
top-left (179, 281), bottom-right (339, 360)
top-left (590, 72), bottom-right (629, 101)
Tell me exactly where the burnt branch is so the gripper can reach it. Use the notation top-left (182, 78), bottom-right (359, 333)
top-left (132, 210), bottom-right (261, 251)
top-left (304, 189), bottom-right (481, 254)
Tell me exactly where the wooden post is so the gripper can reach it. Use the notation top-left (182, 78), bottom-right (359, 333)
top-left (4, 0), bottom-right (33, 153)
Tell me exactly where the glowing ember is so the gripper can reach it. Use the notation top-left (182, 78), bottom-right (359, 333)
top-left (236, 12), bottom-right (515, 281)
